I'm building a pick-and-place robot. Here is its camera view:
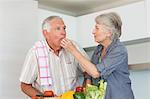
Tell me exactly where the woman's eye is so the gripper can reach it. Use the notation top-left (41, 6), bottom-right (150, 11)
top-left (96, 27), bottom-right (99, 30)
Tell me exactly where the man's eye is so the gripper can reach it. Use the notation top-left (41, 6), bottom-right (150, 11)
top-left (56, 27), bottom-right (60, 30)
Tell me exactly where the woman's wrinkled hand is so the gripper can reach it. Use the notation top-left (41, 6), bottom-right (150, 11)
top-left (60, 38), bottom-right (76, 52)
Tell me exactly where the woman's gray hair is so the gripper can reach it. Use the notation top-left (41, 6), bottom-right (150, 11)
top-left (42, 16), bottom-right (62, 32)
top-left (95, 12), bottom-right (122, 40)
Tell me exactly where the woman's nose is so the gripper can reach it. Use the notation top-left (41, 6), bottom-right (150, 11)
top-left (92, 29), bottom-right (95, 34)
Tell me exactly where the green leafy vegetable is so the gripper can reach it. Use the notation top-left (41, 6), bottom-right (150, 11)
top-left (73, 92), bottom-right (85, 99)
top-left (85, 80), bottom-right (107, 99)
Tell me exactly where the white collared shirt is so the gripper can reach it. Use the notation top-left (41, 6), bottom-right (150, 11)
top-left (19, 40), bottom-right (89, 96)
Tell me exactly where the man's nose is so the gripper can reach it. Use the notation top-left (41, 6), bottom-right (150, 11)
top-left (61, 29), bottom-right (66, 35)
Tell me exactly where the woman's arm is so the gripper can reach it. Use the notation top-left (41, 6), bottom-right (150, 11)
top-left (61, 39), bottom-right (100, 78)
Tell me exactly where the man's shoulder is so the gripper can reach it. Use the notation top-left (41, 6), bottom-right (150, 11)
top-left (27, 40), bottom-right (46, 53)
top-left (34, 40), bottom-right (45, 46)
top-left (32, 40), bottom-right (47, 49)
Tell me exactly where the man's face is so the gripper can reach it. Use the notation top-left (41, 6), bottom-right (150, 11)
top-left (45, 18), bottom-right (66, 47)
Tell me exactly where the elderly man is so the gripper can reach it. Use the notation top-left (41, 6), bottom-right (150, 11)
top-left (19, 16), bottom-right (88, 98)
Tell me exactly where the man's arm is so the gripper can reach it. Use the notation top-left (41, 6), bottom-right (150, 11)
top-left (20, 82), bottom-right (43, 97)
top-left (20, 48), bottom-right (42, 97)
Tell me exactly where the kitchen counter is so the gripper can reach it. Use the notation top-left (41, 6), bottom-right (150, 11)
top-left (129, 62), bottom-right (150, 71)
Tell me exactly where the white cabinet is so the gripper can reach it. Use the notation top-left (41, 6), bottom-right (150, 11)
top-left (118, 1), bottom-right (147, 42)
top-left (126, 42), bottom-right (150, 65)
top-left (76, 1), bottom-right (147, 48)
top-left (145, 0), bottom-right (150, 34)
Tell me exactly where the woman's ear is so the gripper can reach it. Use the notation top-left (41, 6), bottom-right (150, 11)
top-left (107, 29), bottom-right (112, 37)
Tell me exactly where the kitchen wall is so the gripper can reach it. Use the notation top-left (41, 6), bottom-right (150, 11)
top-left (0, 0), bottom-right (38, 99)
top-left (130, 68), bottom-right (150, 99)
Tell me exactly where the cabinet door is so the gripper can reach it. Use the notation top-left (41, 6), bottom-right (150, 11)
top-left (146, 0), bottom-right (150, 35)
top-left (118, 1), bottom-right (147, 42)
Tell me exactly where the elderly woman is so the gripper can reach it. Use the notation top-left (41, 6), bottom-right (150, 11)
top-left (61, 12), bottom-right (134, 99)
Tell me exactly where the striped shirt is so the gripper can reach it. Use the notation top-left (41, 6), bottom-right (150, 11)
top-left (19, 40), bottom-right (89, 96)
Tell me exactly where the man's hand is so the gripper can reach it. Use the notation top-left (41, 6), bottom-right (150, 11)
top-left (31, 96), bottom-right (40, 99)
top-left (31, 96), bottom-right (60, 99)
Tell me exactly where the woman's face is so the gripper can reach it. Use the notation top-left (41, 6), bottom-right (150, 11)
top-left (92, 23), bottom-right (110, 43)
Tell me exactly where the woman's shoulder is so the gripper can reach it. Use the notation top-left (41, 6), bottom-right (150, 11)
top-left (110, 39), bottom-right (127, 54)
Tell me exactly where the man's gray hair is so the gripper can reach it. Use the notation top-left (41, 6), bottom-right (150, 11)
top-left (42, 16), bottom-right (62, 32)
top-left (95, 12), bottom-right (122, 40)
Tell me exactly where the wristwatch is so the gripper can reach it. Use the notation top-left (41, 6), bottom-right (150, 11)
top-left (36, 93), bottom-right (44, 97)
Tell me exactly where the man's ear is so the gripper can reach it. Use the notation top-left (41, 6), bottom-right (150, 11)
top-left (43, 30), bottom-right (47, 37)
